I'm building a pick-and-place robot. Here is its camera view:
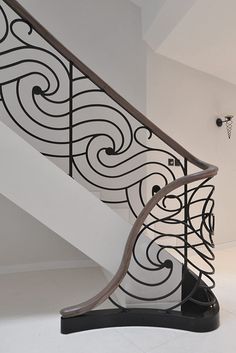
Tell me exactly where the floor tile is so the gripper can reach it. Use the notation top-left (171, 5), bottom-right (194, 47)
top-left (117, 326), bottom-right (182, 352)
top-left (146, 309), bottom-right (236, 353)
top-left (0, 316), bottom-right (144, 353)
top-left (1, 246), bottom-right (236, 353)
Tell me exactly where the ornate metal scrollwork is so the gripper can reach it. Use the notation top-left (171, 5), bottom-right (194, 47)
top-left (115, 178), bottom-right (216, 310)
top-left (0, 3), bottom-right (184, 211)
top-left (0, 0), bottom-right (217, 321)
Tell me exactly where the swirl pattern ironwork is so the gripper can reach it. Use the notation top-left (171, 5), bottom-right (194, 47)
top-left (0, 0), bottom-right (216, 314)
top-left (115, 178), bottom-right (215, 310)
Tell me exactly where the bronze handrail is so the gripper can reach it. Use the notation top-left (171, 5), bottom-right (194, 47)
top-left (3, 0), bottom-right (218, 318)
top-left (3, 0), bottom-right (216, 174)
top-left (60, 166), bottom-right (217, 318)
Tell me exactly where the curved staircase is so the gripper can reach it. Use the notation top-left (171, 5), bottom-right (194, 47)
top-left (0, 0), bottom-right (219, 334)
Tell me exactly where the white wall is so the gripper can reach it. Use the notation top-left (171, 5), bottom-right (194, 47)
top-left (0, 267), bottom-right (113, 352)
top-left (18, 0), bottom-right (147, 114)
top-left (3, 0), bottom-right (233, 265)
top-left (0, 0), bottom-right (146, 272)
top-left (147, 49), bottom-right (236, 244)
top-left (0, 194), bottom-right (96, 273)
top-left (5, 0), bottom-right (147, 226)
top-left (0, 121), bottom-right (131, 275)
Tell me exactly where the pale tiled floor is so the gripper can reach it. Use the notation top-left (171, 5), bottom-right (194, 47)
top-left (0, 245), bottom-right (236, 353)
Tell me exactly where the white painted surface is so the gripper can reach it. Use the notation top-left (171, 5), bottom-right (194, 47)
top-left (0, 267), bottom-right (111, 319)
top-left (0, 193), bottom-right (96, 272)
top-left (142, 0), bottom-right (198, 51)
top-left (147, 50), bottom-right (236, 244)
top-left (0, 121), bottom-right (131, 274)
top-left (129, 0), bottom-right (144, 7)
top-left (18, 0), bottom-right (146, 114)
top-left (1, 0), bottom-right (181, 306)
top-left (0, 245), bottom-right (236, 353)
top-left (138, 0), bottom-right (236, 86)
top-left (0, 0), bottom-right (146, 227)
top-left (157, 0), bottom-right (236, 85)
top-left (0, 2), bottom-right (230, 314)
top-left (141, 0), bottom-right (166, 35)
top-left (0, 259), bottom-right (96, 275)
top-left (0, 119), bottom-right (182, 308)
top-left (122, 233), bottom-right (182, 309)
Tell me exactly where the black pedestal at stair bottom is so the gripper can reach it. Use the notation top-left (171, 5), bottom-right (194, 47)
top-left (61, 301), bottom-right (220, 334)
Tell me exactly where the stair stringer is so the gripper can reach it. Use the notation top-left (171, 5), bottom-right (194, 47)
top-left (0, 120), bottom-right (131, 276)
top-left (0, 120), bottom-right (183, 309)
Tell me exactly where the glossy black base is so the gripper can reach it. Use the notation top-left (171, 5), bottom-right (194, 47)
top-left (61, 301), bottom-right (219, 334)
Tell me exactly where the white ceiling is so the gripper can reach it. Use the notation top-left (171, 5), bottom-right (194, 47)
top-left (132, 0), bottom-right (236, 86)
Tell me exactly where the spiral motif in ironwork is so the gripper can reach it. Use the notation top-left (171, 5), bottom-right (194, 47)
top-left (0, 1), bottom-right (216, 312)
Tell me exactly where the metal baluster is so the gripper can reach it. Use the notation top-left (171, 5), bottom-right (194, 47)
top-left (69, 62), bottom-right (73, 177)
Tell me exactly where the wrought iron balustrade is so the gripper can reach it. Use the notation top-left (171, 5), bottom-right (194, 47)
top-left (0, 0), bottom-right (219, 333)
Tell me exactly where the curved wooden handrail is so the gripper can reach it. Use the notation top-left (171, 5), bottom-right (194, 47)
top-left (3, 0), bottom-right (218, 318)
top-left (60, 165), bottom-right (217, 318)
top-left (3, 0), bottom-right (216, 173)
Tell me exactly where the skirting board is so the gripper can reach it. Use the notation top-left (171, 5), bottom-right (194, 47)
top-left (0, 259), bottom-right (97, 275)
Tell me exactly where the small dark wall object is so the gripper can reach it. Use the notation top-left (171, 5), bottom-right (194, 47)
top-left (1, 0), bottom-right (219, 336)
top-left (168, 158), bottom-right (175, 166)
top-left (175, 158), bottom-right (181, 166)
top-left (216, 115), bottom-right (234, 139)
top-left (168, 158), bottom-right (181, 166)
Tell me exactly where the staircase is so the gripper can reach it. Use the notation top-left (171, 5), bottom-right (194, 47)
top-left (0, 121), bottom-right (131, 274)
top-left (0, 0), bottom-right (219, 333)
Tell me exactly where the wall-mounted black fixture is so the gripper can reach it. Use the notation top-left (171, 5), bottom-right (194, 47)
top-left (216, 115), bottom-right (234, 139)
